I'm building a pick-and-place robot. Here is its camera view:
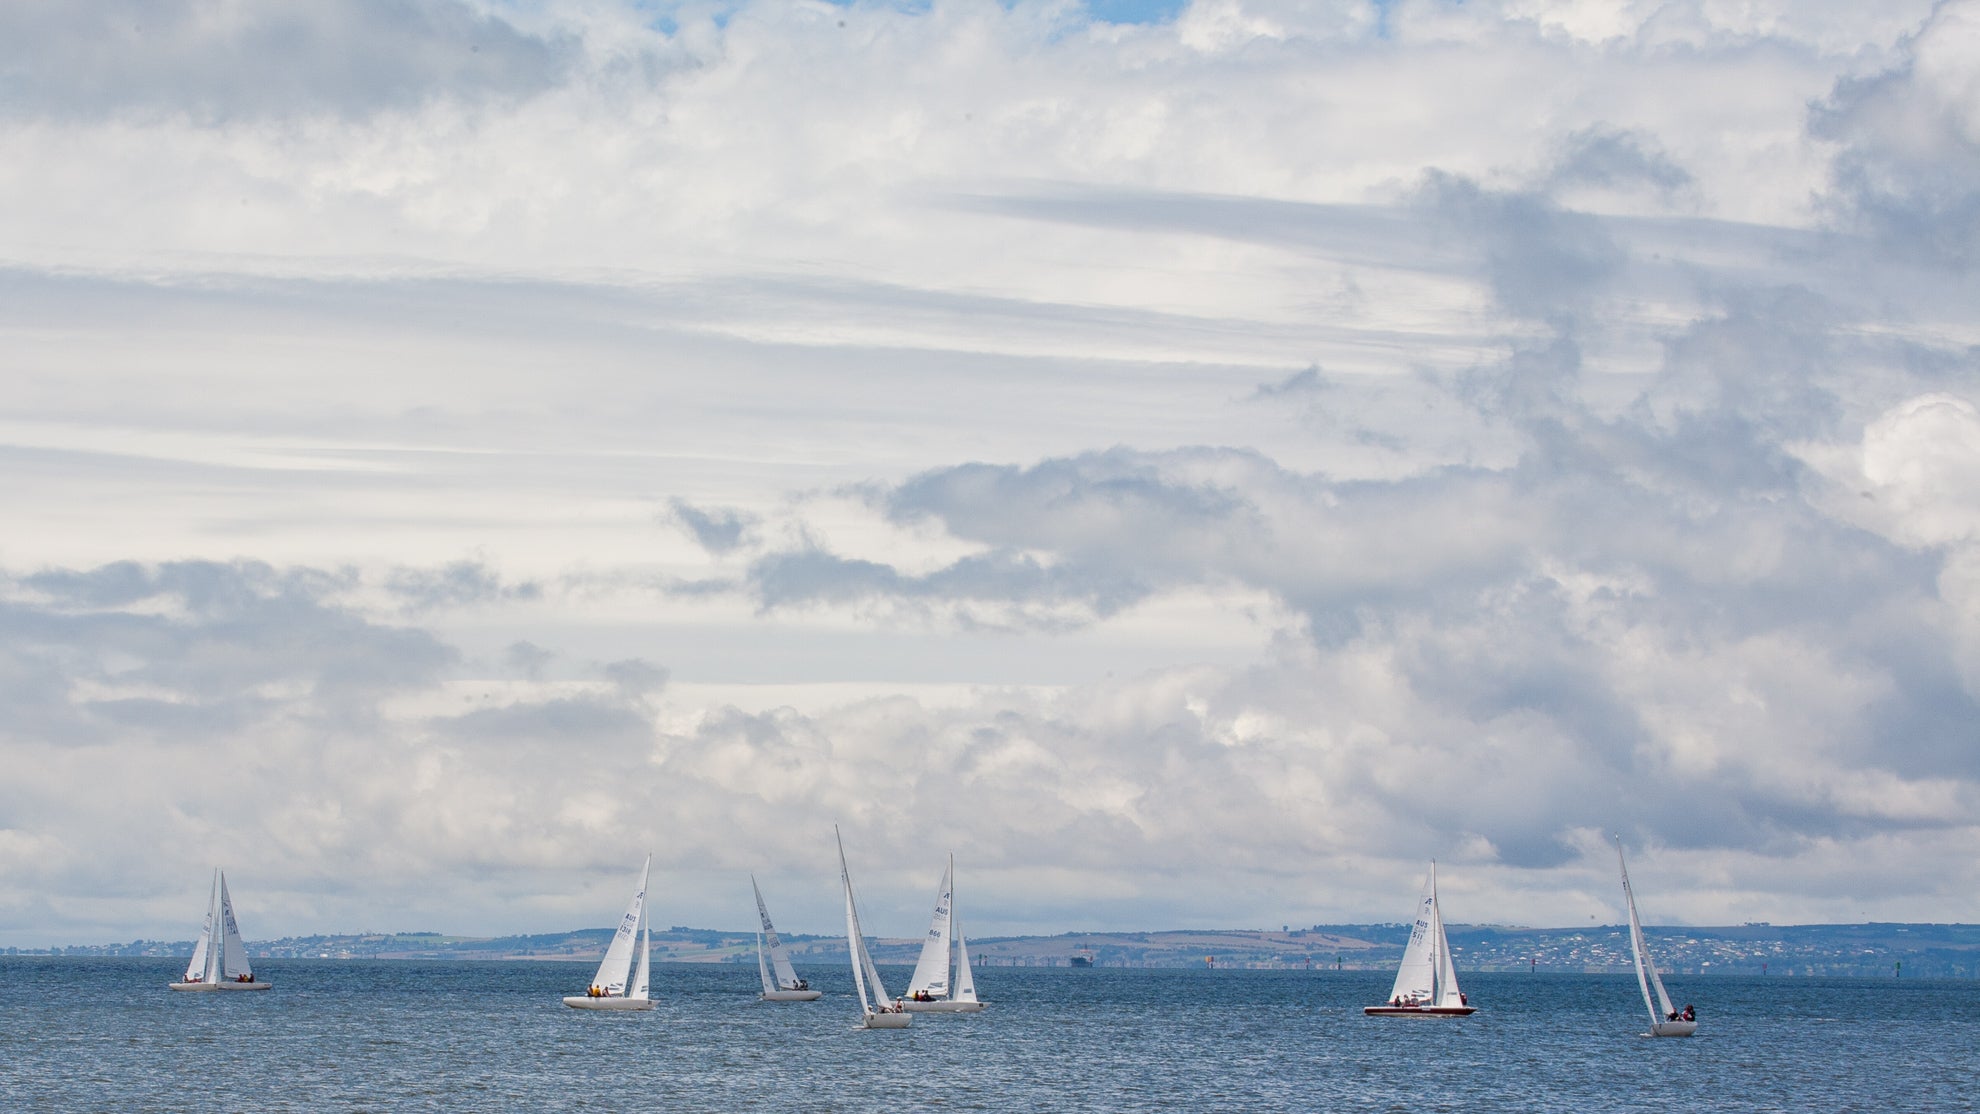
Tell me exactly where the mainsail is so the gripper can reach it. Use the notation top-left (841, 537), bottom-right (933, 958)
top-left (752, 876), bottom-right (806, 991)
top-left (835, 826), bottom-right (897, 1016)
top-left (905, 857), bottom-right (955, 1000)
top-left (218, 874), bottom-right (254, 982)
top-left (588, 855), bottom-right (651, 996)
top-left (1617, 839), bottom-right (1678, 1026)
top-left (1382, 863), bottom-right (1465, 1009)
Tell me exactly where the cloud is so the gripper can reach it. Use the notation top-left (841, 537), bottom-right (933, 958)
top-left (1812, 0), bottom-right (1980, 267)
top-left (4, 0), bottom-right (1980, 943)
top-left (0, 0), bottom-right (579, 123)
top-left (668, 498), bottom-right (756, 555)
top-left (386, 560), bottom-right (542, 613)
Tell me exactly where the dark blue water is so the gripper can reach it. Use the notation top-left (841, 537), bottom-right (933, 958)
top-left (2, 958), bottom-right (1972, 1111)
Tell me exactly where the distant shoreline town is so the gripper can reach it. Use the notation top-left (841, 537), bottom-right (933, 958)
top-left (16, 922), bottom-right (1978, 977)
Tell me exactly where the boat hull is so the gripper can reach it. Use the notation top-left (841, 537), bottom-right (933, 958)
top-left (762, 989), bottom-right (823, 1002)
top-left (861, 1010), bottom-right (912, 1029)
top-left (902, 999), bottom-right (985, 1013)
top-left (1647, 1020), bottom-right (1697, 1037)
top-left (170, 981), bottom-right (271, 991)
top-left (1363, 1005), bottom-right (1475, 1017)
top-left (563, 996), bottom-right (654, 1011)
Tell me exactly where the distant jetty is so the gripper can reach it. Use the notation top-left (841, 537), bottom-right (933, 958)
top-left (18, 923), bottom-right (1980, 977)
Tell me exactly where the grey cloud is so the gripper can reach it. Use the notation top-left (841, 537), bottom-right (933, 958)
top-left (1414, 171), bottom-right (1628, 322)
top-left (504, 641), bottom-right (554, 681)
top-left (1545, 126), bottom-right (1697, 203)
top-left (745, 545), bottom-right (1152, 625)
top-left (1249, 367), bottom-right (1329, 401)
top-left (0, 0), bottom-right (579, 123)
top-left (602, 658), bottom-right (669, 698)
top-left (433, 695), bottom-right (653, 752)
top-left (668, 499), bottom-right (756, 555)
top-left (2, 560), bottom-right (456, 750)
top-left (385, 560), bottom-right (541, 613)
top-left (1810, 4), bottom-right (1980, 269)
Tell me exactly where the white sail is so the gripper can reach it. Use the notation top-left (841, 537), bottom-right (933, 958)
top-left (954, 915), bottom-right (979, 1004)
top-left (217, 873), bottom-right (253, 982)
top-left (588, 855), bottom-right (651, 996)
top-left (1385, 869), bottom-right (1441, 1005)
top-left (631, 917), bottom-right (651, 1001)
top-left (183, 871), bottom-right (218, 983)
top-left (836, 828), bottom-right (875, 1012)
top-left (752, 876), bottom-right (806, 991)
top-left (1430, 888), bottom-right (1464, 1008)
top-left (905, 857), bottom-right (954, 1000)
top-left (1617, 838), bottom-right (1683, 1029)
top-left (756, 930), bottom-right (775, 995)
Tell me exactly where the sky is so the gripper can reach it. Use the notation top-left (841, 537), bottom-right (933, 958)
top-left (3, 0), bottom-right (1979, 947)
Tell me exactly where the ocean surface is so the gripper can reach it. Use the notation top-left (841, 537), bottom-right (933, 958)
top-left (3, 957), bottom-right (1974, 1111)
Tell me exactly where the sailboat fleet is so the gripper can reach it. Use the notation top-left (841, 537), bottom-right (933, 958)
top-left (163, 837), bottom-right (1701, 1040)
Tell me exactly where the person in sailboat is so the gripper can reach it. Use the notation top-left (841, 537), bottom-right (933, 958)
top-left (1681, 1003), bottom-right (1695, 1022)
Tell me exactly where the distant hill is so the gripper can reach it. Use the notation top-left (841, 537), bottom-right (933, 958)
top-left (17, 922), bottom-right (1978, 977)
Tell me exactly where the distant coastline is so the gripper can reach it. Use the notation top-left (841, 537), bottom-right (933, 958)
top-left (18, 922), bottom-right (1979, 977)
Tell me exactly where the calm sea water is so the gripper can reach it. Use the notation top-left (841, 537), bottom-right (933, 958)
top-left (2, 957), bottom-right (1973, 1111)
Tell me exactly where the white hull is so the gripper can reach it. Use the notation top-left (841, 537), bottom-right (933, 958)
top-left (563, 995), bottom-right (654, 1011)
top-left (861, 1010), bottom-right (912, 1029)
top-left (761, 989), bottom-right (823, 1002)
top-left (169, 980), bottom-right (271, 992)
top-left (1363, 1005), bottom-right (1474, 1017)
top-left (902, 998), bottom-right (985, 1013)
top-left (1647, 1020), bottom-right (1698, 1037)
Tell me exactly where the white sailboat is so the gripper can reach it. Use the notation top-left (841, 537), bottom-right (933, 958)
top-left (902, 853), bottom-right (985, 1013)
top-left (835, 826), bottom-right (909, 1029)
top-left (169, 870), bottom-right (270, 991)
top-left (752, 875), bottom-right (821, 1001)
top-left (1617, 837), bottom-right (1696, 1037)
top-left (563, 855), bottom-right (655, 1011)
top-left (1364, 861), bottom-right (1473, 1017)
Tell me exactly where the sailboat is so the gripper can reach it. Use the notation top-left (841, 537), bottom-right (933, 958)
top-left (835, 826), bottom-right (909, 1029)
top-left (752, 875), bottom-right (822, 1001)
top-left (169, 870), bottom-right (270, 991)
top-left (1616, 837), bottom-right (1696, 1037)
top-left (563, 855), bottom-right (654, 1011)
top-left (1364, 861), bottom-right (1474, 1016)
top-left (902, 853), bottom-right (985, 1012)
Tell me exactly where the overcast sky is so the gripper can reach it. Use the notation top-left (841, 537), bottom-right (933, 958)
top-left (4, 0), bottom-right (1979, 946)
